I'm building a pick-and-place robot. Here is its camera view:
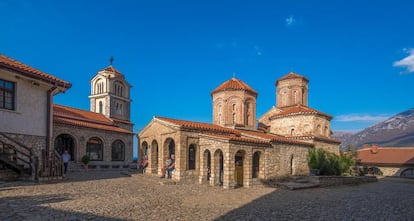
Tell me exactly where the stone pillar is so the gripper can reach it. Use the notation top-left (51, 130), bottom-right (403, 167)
top-left (223, 151), bottom-right (235, 189)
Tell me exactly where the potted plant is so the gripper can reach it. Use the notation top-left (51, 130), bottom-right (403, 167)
top-left (81, 154), bottom-right (90, 170)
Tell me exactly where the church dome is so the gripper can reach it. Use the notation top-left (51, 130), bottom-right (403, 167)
top-left (276, 71), bottom-right (309, 85)
top-left (211, 77), bottom-right (258, 96)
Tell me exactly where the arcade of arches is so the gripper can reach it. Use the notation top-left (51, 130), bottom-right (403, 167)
top-left (138, 73), bottom-right (340, 189)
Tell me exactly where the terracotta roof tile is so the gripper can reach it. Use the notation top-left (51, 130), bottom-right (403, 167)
top-left (270, 105), bottom-right (332, 120)
top-left (357, 147), bottom-right (414, 165)
top-left (241, 130), bottom-right (313, 146)
top-left (200, 133), bottom-right (270, 145)
top-left (100, 65), bottom-right (123, 75)
top-left (54, 104), bottom-right (112, 124)
top-left (156, 116), bottom-right (313, 146)
top-left (155, 116), bottom-right (239, 135)
top-left (53, 104), bottom-right (132, 134)
top-left (0, 54), bottom-right (71, 88)
top-left (54, 116), bottom-right (132, 134)
top-left (211, 77), bottom-right (258, 96)
top-left (276, 71), bottom-right (309, 84)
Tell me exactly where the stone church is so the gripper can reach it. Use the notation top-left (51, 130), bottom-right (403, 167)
top-left (138, 72), bottom-right (340, 189)
top-left (52, 65), bottom-right (134, 169)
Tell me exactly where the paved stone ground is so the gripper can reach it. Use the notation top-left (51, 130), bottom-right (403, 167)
top-left (0, 171), bottom-right (413, 221)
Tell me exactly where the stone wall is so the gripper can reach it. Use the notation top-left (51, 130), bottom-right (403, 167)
top-left (309, 176), bottom-right (378, 187)
top-left (0, 132), bottom-right (46, 166)
top-left (264, 144), bottom-right (311, 178)
top-left (53, 123), bottom-right (133, 165)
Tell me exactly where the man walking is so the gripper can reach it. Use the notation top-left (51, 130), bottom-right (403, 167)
top-left (62, 150), bottom-right (71, 176)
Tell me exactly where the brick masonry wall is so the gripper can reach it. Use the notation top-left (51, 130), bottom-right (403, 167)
top-left (309, 176), bottom-right (378, 187)
top-left (53, 124), bottom-right (133, 165)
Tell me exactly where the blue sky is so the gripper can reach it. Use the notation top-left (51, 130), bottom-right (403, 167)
top-left (2, 0), bottom-right (414, 136)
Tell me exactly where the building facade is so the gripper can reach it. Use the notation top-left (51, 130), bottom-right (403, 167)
top-left (0, 54), bottom-right (71, 179)
top-left (53, 65), bottom-right (134, 169)
top-left (139, 72), bottom-right (340, 189)
top-left (357, 145), bottom-right (414, 177)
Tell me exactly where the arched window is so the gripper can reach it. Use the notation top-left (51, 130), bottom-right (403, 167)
top-left (293, 91), bottom-right (297, 104)
top-left (252, 152), bottom-right (260, 178)
top-left (99, 101), bottom-right (103, 114)
top-left (114, 81), bottom-right (124, 97)
top-left (86, 137), bottom-right (103, 161)
top-left (188, 144), bottom-right (196, 170)
top-left (111, 140), bottom-right (125, 161)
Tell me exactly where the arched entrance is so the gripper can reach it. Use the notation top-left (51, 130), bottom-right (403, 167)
top-left (214, 149), bottom-right (224, 185)
top-left (54, 134), bottom-right (75, 161)
top-left (204, 150), bottom-right (211, 181)
top-left (235, 150), bottom-right (245, 187)
top-left (164, 138), bottom-right (175, 157)
top-left (151, 140), bottom-right (159, 174)
top-left (188, 144), bottom-right (196, 170)
top-left (141, 141), bottom-right (149, 159)
top-left (252, 151), bottom-right (260, 179)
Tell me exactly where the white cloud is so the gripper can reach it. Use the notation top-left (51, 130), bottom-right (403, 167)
top-left (285, 15), bottom-right (296, 26)
top-left (254, 45), bottom-right (262, 56)
top-left (393, 48), bottom-right (414, 73)
top-left (334, 114), bottom-right (391, 122)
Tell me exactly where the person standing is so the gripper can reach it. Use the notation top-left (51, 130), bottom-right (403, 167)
top-left (166, 154), bottom-right (175, 179)
top-left (62, 150), bottom-right (71, 175)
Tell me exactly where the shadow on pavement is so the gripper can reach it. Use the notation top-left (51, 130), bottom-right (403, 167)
top-left (0, 194), bottom-right (126, 221)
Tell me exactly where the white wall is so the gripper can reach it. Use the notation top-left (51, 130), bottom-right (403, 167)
top-left (0, 69), bottom-right (49, 136)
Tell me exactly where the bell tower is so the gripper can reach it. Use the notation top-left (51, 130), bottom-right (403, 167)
top-left (89, 58), bottom-right (132, 123)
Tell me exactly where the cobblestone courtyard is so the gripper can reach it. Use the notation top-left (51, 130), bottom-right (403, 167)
top-left (1, 171), bottom-right (413, 221)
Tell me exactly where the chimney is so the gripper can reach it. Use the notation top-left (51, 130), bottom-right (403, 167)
top-left (371, 144), bottom-right (378, 154)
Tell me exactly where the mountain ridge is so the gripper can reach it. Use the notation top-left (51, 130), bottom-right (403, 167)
top-left (333, 108), bottom-right (414, 150)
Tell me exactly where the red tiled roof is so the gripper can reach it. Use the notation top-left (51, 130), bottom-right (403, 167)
top-left (357, 147), bottom-right (414, 165)
top-left (54, 104), bottom-right (112, 124)
top-left (270, 105), bottom-right (332, 120)
top-left (276, 72), bottom-right (309, 84)
top-left (100, 65), bottom-right (122, 75)
top-left (0, 54), bottom-right (71, 89)
top-left (211, 77), bottom-right (258, 96)
top-left (54, 116), bottom-right (132, 134)
top-left (53, 104), bottom-right (132, 134)
top-left (155, 116), bottom-right (312, 146)
top-left (200, 133), bottom-right (270, 145)
top-left (155, 116), bottom-right (239, 135)
top-left (241, 130), bottom-right (313, 146)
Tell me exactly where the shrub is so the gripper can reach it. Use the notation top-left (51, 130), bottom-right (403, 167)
top-left (81, 154), bottom-right (90, 165)
top-left (308, 148), bottom-right (355, 176)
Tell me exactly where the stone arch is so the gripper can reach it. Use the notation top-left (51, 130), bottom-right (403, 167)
top-left (227, 96), bottom-right (242, 125)
top-left (401, 168), bottom-right (414, 178)
top-left (213, 98), bottom-right (224, 125)
top-left (213, 149), bottom-right (224, 185)
top-left (98, 101), bottom-right (103, 114)
top-left (141, 141), bottom-right (149, 160)
top-left (188, 144), bottom-right (196, 170)
top-left (94, 78), bottom-right (104, 94)
top-left (86, 137), bottom-right (104, 161)
top-left (244, 98), bottom-right (255, 127)
top-left (111, 140), bottom-right (125, 161)
top-left (252, 151), bottom-right (260, 179)
top-left (151, 140), bottom-right (159, 174)
top-left (234, 150), bottom-right (245, 187)
top-left (163, 138), bottom-right (175, 157)
top-left (54, 134), bottom-right (76, 161)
